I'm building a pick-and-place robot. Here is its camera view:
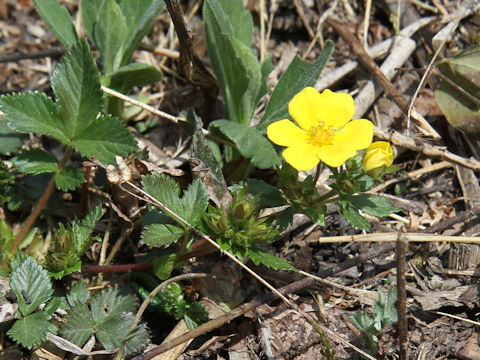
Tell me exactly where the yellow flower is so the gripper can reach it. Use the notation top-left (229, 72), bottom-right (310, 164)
top-left (362, 141), bottom-right (394, 174)
top-left (266, 87), bottom-right (374, 171)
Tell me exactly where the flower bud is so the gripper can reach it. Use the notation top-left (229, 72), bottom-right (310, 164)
top-left (362, 141), bottom-right (394, 174)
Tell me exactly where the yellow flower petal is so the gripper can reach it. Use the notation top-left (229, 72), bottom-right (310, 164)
top-left (334, 119), bottom-right (374, 150)
top-left (282, 145), bottom-right (321, 171)
top-left (289, 88), bottom-right (355, 130)
top-left (363, 141), bottom-right (394, 173)
top-left (266, 119), bottom-right (308, 147)
top-left (317, 144), bottom-right (357, 167)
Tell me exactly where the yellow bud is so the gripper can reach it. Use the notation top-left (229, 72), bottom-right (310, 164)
top-left (362, 141), bottom-right (394, 174)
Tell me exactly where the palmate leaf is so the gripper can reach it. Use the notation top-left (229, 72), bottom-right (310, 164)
top-left (0, 92), bottom-right (68, 143)
top-left (7, 311), bottom-right (57, 349)
top-left (52, 38), bottom-right (104, 137)
top-left (142, 223), bottom-right (185, 247)
top-left (33, 0), bottom-right (78, 47)
top-left (121, 322), bottom-right (150, 356)
top-left (248, 247), bottom-right (295, 271)
top-left (346, 194), bottom-right (399, 217)
top-left (55, 165), bottom-right (86, 191)
top-left (96, 312), bottom-right (134, 350)
top-left (60, 303), bottom-right (94, 347)
top-left (9, 257), bottom-right (53, 316)
top-left (90, 286), bottom-right (138, 324)
top-left (72, 114), bottom-right (137, 164)
top-left (72, 205), bottom-right (103, 254)
top-left (67, 281), bottom-right (90, 306)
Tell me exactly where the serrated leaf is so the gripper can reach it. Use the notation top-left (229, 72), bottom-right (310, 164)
top-left (119, 0), bottom-right (165, 66)
top-left (72, 114), bottom-right (137, 164)
top-left (342, 203), bottom-right (371, 230)
top-left (33, 0), bottom-right (77, 47)
top-left (67, 281), bottom-right (90, 306)
top-left (51, 38), bottom-right (103, 137)
top-left (204, 0), bottom-right (261, 124)
top-left (248, 247), bottom-right (295, 271)
top-left (96, 312), bottom-right (134, 350)
top-left (7, 311), bottom-right (57, 349)
top-left (211, 120), bottom-right (281, 168)
top-left (9, 257), bottom-right (53, 316)
top-left (55, 165), bottom-right (85, 191)
top-left (184, 302), bottom-right (208, 330)
top-left (179, 178), bottom-right (209, 224)
top-left (59, 303), bottom-right (94, 347)
top-left (43, 296), bottom-right (63, 316)
top-left (121, 322), bottom-right (150, 356)
top-left (142, 223), bottom-right (185, 247)
top-left (110, 63), bottom-right (162, 93)
top-left (90, 286), bottom-right (138, 324)
top-left (0, 92), bottom-right (68, 144)
top-left (11, 149), bottom-right (57, 175)
top-left (94, 0), bottom-right (126, 74)
top-left (72, 205), bottom-right (103, 254)
top-left (257, 41), bottom-right (335, 131)
top-left (346, 194), bottom-right (399, 217)
top-left (142, 172), bottom-right (181, 212)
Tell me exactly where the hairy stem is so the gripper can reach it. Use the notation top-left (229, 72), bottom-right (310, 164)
top-left (11, 146), bottom-right (74, 253)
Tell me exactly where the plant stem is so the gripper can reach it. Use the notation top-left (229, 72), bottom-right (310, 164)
top-left (10, 146), bottom-right (73, 253)
top-left (312, 163), bottom-right (322, 188)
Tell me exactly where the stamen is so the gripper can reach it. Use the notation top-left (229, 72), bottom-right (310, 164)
top-left (307, 121), bottom-right (335, 147)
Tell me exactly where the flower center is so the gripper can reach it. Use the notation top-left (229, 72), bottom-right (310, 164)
top-left (307, 121), bottom-right (335, 147)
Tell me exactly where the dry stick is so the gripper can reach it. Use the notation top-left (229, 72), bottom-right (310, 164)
top-left (164, 0), bottom-right (216, 88)
top-left (419, 206), bottom-right (480, 234)
top-left (132, 243), bottom-right (396, 360)
top-left (396, 234), bottom-right (408, 360)
top-left (374, 126), bottom-right (480, 171)
top-left (326, 18), bottom-right (439, 139)
top-left (11, 146), bottom-right (73, 252)
top-left (316, 233), bottom-right (480, 244)
top-left (0, 47), bottom-right (65, 63)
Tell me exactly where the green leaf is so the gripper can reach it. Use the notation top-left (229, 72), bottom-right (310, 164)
top-left (209, 0), bottom-right (253, 47)
top-left (211, 120), bottom-right (281, 168)
top-left (96, 312), bottom-right (135, 350)
top-left (7, 311), bottom-right (57, 349)
top-left (184, 302), bottom-right (208, 329)
top-left (81, 0), bottom-right (102, 40)
top-left (51, 38), bottom-right (103, 138)
top-left (142, 223), bottom-right (185, 247)
top-left (257, 40), bottom-right (335, 131)
top-left (342, 203), bottom-right (371, 230)
top-left (121, 322), bottom-right (150, 356)
top-left (67, 281), bottom-right (90, 306)
top-left (204, 0), bottom-right (261, 124)
top-left (90, 286), bottom-right (138, 324)
top-left (346, 194), bottom-right (399, 217)
top-left (33, 0), bottom-right (77, 47)
top-left (11, 149), bottom-right (57, 175)
top-left (72, 114), bottom-right (138, 164)
top-left (0, 92), bottom-right (68, 144)
top-left (180, 178), bottom-right (210, 225)
top-left (60, 303), bottom-right (94, 347)
top-left (142, 172), bottom-right (181, 212)
top-left (247, 179), bottom-right (286, 208)
top-left (0, 121), bottom-right (27, 155)
top-left (110, 63), bottom-right (162, 93)
top-left (55, 165), bottom-right (85, 191)
top-left (94, 0), bottom-right (127, 74)
top-left (119, 0), bottom-right (165, 66)
top-left (72, 205), bottom-right (104, 254)
top-left (43, 296), bottom-right (63, 316)
top-left (9, 257), bottom-right (53, 316)
top-left (248, 247), bottom-right (295, 271)
top-left (153, 253), bottom-right (178, 280)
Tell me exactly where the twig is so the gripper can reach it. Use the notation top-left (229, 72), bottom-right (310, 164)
top-left (374, 126), bottom-right (480, 171)
top-left (327, 18), bottom-right (440, 139)
top-left (0, 47), bottom-right (65, 63)
top-left (316, 232), bottom-right (480, 244)
top-left (396, 234), bottom-right (408, 360)
top-left (419, 206), bottom-right (480, 234)
top-left (132, 243), bottom-right (397, 360)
